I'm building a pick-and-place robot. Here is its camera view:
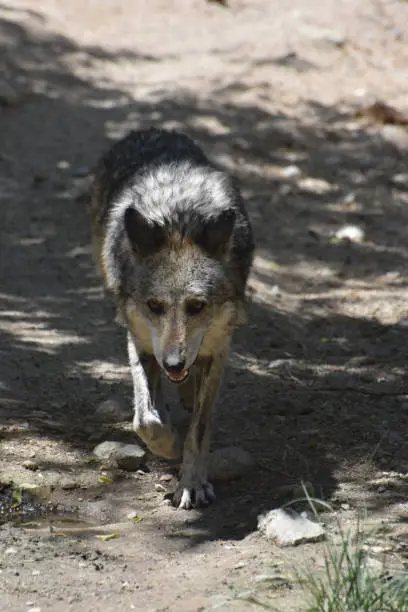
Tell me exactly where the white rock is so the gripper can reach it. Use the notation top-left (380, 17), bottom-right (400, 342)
top-left (281, 164), bottom-right (301, 178)
top-left (126, 510), bottom-right (139, 520)
top-left (208, 446), bottom-right (254, 481)
top-left (93, 441), bottom-right (145, 471)
top-left (335, 225), bottom-right (365, 243)
top-left (258, 508), bottom-right (326, 546)
top-left (392, 173), bottom-right (408, 187)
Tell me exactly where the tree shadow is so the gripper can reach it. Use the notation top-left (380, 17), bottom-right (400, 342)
top-left (1, 7), bottom-right (407, 544)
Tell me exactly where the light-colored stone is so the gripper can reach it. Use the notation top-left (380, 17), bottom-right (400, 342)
top-left (281, 164), bottom-right (301, 178)
top-left (258, 508), bottom-right (326, 546)
top-left (126, 510), bottom-right (139, 520)
top-left (208, 446), bottom-right (254, 481)
top-left (60, 478), bottom-right (79, 490)
top-left (93, 441), bottom-right (146, 471)
top-left (392, 173), bottom-right (408, 187)
top-left (335, 224), bottom-right (365, 243)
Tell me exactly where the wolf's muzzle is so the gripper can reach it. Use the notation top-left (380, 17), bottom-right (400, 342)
top-left (163, 356), bottom-right (189, 384)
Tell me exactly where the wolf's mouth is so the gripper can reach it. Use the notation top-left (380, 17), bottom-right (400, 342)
top-left (165, 369), bottom-right (189, 384)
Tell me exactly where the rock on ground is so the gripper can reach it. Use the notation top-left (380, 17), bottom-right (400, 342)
top-left (93, 441), bottom-right (146, 471)
top-left (258, 508), bottom-right (326, 546)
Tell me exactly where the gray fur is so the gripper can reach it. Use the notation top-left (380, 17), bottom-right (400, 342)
top-left (89, 128), bottom-right (254, 509)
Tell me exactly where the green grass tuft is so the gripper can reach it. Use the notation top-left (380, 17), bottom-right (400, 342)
top-left (303, 524), bottom-right (408, 612)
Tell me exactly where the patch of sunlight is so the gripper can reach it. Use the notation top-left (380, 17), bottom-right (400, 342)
top-left (0, 319), bottom-right (88, 352)
top-left (0, 309), bottom-right (57, 320)
top-left (1, 436), bottom-right (86, 466)
top-left (65, 286), bottom-right (104, 297)
top-left (190, 115), bottom-right (229, 134)
top-left (78, 359), bottom-right (130, 381)
top-left (67, 245), bottom-right (93, 258)
top-left (15, 237), bottom-right (45, 247)
top-left (254, 253), bottom-right (335, 280)
top-left (231, 352), bottom-right (272, 377)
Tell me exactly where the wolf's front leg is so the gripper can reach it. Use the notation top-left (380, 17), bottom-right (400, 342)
top-left (128, 333), bottom-right (181, 460)
top-left (173, 348), bottom-right (228, 509)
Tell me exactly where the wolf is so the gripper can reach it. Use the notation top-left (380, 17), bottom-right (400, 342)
top-left (88, 128), bottom-right (254, 509)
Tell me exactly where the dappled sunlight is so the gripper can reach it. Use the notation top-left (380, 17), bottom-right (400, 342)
top-left (0, 314), bottom-right (89, 353)
top-left (0, 2), bottom-right (407, 573)
top-left (78, 359), bottom-right (130, 383)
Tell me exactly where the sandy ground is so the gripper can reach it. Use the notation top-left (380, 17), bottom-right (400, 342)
top-left (1, 1), bottom-right (408, 610)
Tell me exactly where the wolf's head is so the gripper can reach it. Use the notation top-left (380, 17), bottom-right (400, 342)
top-left (120, 205), bottom-right (240, 383)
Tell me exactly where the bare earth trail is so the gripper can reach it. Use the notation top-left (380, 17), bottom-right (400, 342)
top-left (1, 1), bottom-right (408, 610)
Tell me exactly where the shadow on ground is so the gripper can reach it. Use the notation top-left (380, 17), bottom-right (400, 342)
top-left (1, 8), bottom-right (408, 543)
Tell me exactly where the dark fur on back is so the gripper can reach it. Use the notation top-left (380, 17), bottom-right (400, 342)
top-left (90, 128), bottom-right (254, 299)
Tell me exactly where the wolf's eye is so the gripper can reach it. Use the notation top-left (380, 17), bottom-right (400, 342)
top-left (186, 300), bottom-right (206, 316)
top-left (147, 299), bottom-right (165, 315)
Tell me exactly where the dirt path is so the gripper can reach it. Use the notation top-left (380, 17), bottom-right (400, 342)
top-left (1, 1), bottom-right (408, 610)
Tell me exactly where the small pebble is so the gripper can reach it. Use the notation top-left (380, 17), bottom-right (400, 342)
top-left (234, 561), bottom-right (247, 569)
top-left (126, 511), bottom-right (140, 520)
top-left (57, 160), bottom-right (70, 170)
top-left (23, 460), bottom-right (39, 471)
top-left (392, 172), bottom-right (408, 185)
top-left (60, 479), bottom-right (78, 490)
top-left (281, 164), bottom-right (301, 178)
top-left (335, 224), bottom-right (365, 243)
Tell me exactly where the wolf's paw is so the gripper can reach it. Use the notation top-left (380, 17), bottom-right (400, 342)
top-left (134, 419), bottom-right (181, 461)
top-left (172, 480), bottom-right (216, 510)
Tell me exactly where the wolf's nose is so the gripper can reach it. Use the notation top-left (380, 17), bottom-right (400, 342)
top-left (163, 356), bottom-right (186, 373)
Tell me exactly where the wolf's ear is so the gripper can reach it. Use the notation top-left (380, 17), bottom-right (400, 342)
top-left (195, 209), bottom-right (235, 256)
top-left (124, 207), bottom-right (165, 257)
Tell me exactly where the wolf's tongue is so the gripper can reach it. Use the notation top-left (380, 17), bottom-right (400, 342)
top-left (167, 369), bottom-right (189, 383)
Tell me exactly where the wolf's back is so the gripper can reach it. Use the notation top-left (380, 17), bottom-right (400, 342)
top-left (89, 128), bottom-right (254, 297)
